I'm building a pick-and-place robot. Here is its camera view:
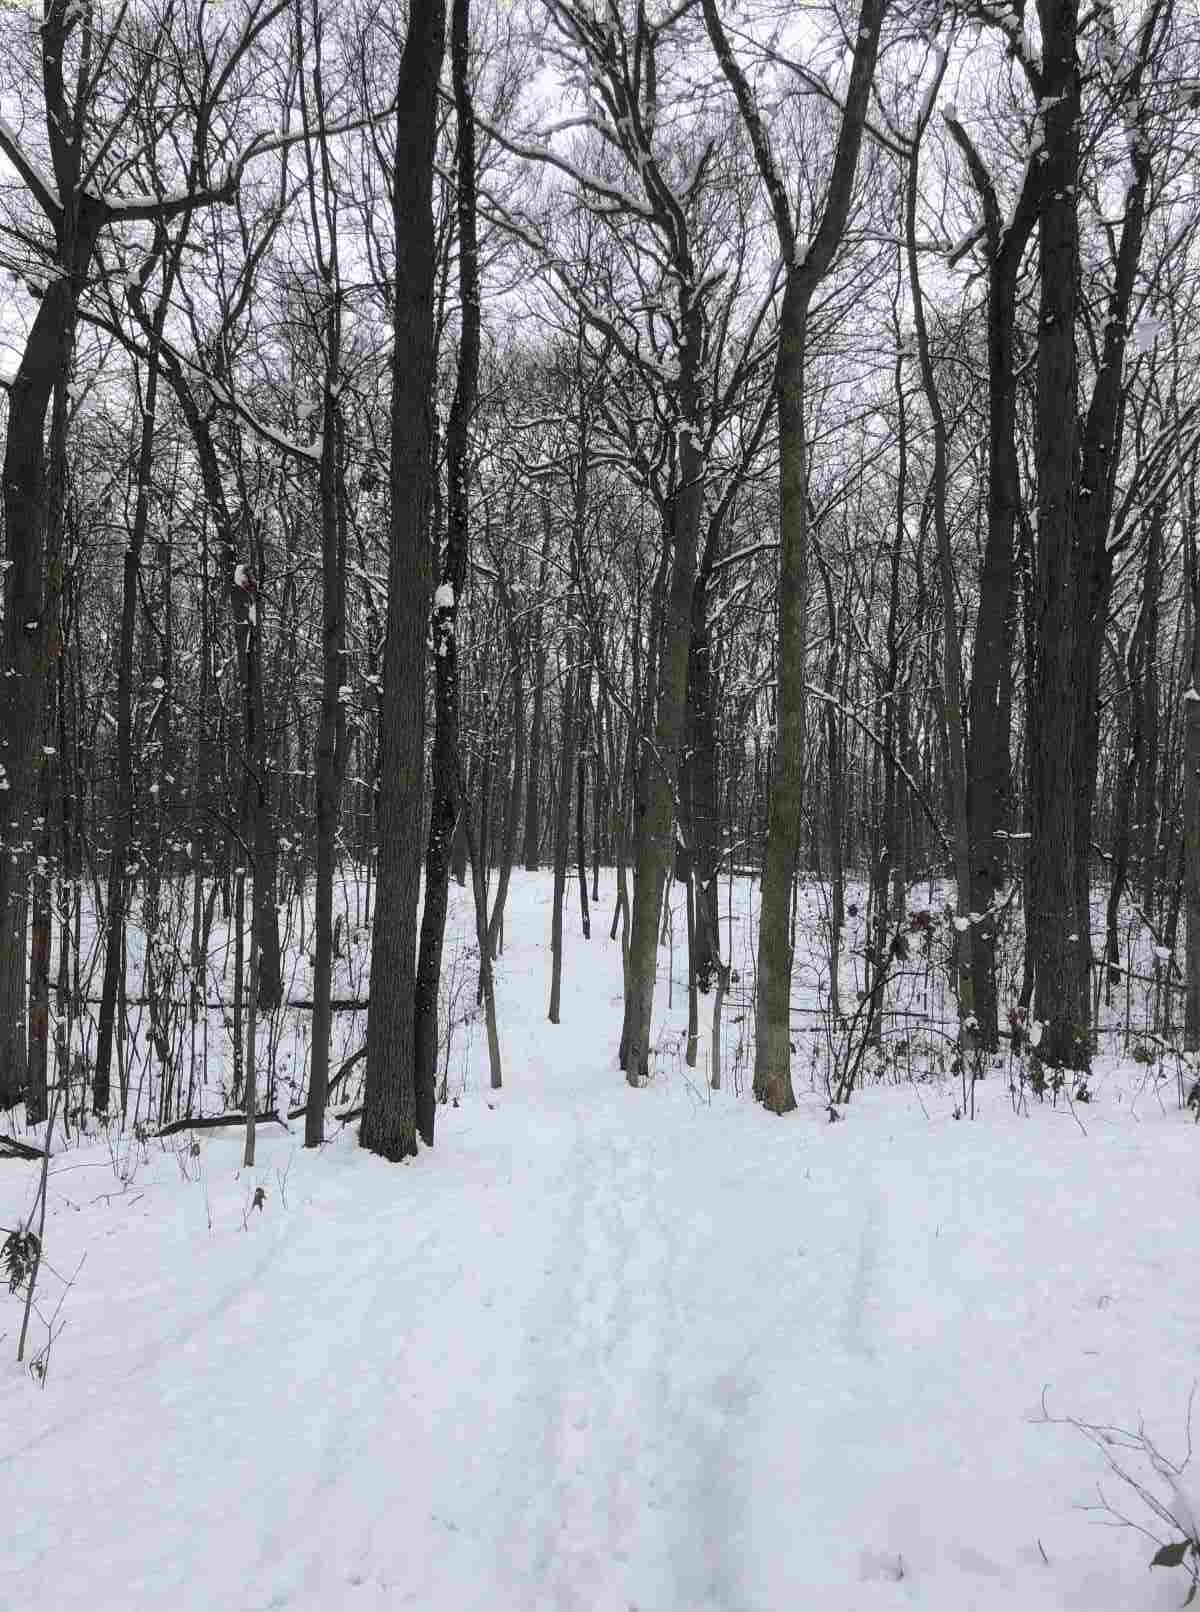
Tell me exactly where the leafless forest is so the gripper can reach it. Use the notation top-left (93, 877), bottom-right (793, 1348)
top-left (1, 0), bottom-right (1198, 1159)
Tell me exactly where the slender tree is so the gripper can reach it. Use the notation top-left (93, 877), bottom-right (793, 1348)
top-left (704, 0), bottom-right (887, 1112)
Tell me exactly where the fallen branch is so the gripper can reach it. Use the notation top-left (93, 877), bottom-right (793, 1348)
top-left (155, 1110), bottom-right (288, 1139)
top-left (78, 995), bottom-right (370, 1012)
top-left (287, 1046), bottom-right (367, 1120)
top-left (0, 1136), bottom-right (48, 1162)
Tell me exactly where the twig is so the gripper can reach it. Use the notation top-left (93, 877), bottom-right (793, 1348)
top-left (17, 1087), bottom-right (59, 1365)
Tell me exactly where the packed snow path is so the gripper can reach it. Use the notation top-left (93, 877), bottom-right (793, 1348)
top-left (3, 890), bottom-right (1199, 1611)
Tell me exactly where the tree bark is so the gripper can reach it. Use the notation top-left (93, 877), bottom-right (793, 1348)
top-left (575, 671), bottom-right (591, 941)
top-left (306, 352), bottom-right (349, 1148)
top-left (0, 211), bottom-right (99, 1108)
top-left (361, 0), bottom-right (445, 1162)
top-left (486, 583), bottom-right (525, 959)
top-left (523, 499), bottom-right (553, 871)
top-left (704, 0), bottom-right (884, 1112)
top-left (548, 646), bottom-right (578, 1024)
top-left (621, 337), bottom-right (704, 1086)
top-left (904, 58), bottom-right (974, 1040)
top-left (945, 116), bottom-right (1040, 1050)
top-left (1027, 0), bottom-right (1086, 1069)
top-left (412, 0), bottom-right (480, 1148)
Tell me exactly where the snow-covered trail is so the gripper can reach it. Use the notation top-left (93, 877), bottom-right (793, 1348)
top-left (2, 1052), bottom-right (777, 1612)
top-left (3, 875), bottom-right (1199, 1612)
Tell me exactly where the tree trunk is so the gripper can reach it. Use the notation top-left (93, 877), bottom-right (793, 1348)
top-left (523, 499), bottom-right (553, 871)
top-left (486, 592), bottom-right (525, 959)
top-left (95, 344), bottom-right (165, 1113)
top-left (361, 0), bottom-right (445, 1162)
top-left (1027, 0), bottom-right (1086, 1070)
top-left (945, 117), bottom-right (1039, 1051)
top-left (704, 0), bottom-right (884, 1113)
top-left (412, 0), bottom-right (480, 1147)
top-left (0, 209), bottom-right (100, 1109)
top-left (548, 647), bottom-right (578, 1024)
top-left (685, 560), bottom-right (721, 993)
top-left (752, 281), bottom-right (807, 1114)
top-left (575, 676), bottom-right (591, 941)
top-left (621, 407), bottom-right (704, 1085)
top-left (871, 348), bottom-right (906, 1022)
top-left (462, 784), bottom-right (502, 1089)
top-left (306, 357), bottom-right (349, 1147)
top-left (1185, 671), bottom-right (1200, 1050)
top-left (904, 71), bottom-right (974, 1041)
top-left (26, 375), bottom-right (70, 1127)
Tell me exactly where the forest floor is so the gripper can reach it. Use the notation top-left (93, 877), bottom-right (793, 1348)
top-left (2, 870), bottom-right (1199, 1611)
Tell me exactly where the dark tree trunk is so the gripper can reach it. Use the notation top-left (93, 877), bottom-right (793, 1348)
top-left (0, 206), bottom-right (101, 1109)
top-left (575, 667), bottom-right (591, 941)
top-left (1027, 0), bottom-right (1163, 1067)
top-left (412, 0), bottom-right (480, 1147)
top-left (306, 358), bottom-right (349, 1148)
top-left (549, 646), bottom-right (578, 1023)
top-left (945, 117), bottom-right (1040, 1051)
top-left (1186, 659), bottom-right (1200, 1049)
top-left (25, 374), bottom-right (70, 1127)
top-left (361, 0), bottom-right (445, 1162)
top-left (1105, 508), bottom-right (1161, 993)
top-left (1027, 0), bottom-right (1086, 1070)
top-left (685, 560), bottom-right (721, 993)
top-left (870, 345), bottom-right (906, 1014)
top-left (523, 499), bottom-right (553, 871)
top-left (486, 588), bottom-right (525, 959)
top-left (621, 398), bottom-right (704, 1085)
top-left (95, 343), bottom-right (165, 1113)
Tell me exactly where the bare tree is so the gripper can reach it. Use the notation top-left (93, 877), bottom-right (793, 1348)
top-left (413, 0), bottom-right (482, 1146)
top-left (703, 0), bottom-right (887, 1112)
top-left (0, 0), bottom-right (291, 1109)
top-left (360, 0), bottom-right (446, 1162)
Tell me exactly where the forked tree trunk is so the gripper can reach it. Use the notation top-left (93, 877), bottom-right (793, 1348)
top-left (704, 0), bottom-right (884, 1114)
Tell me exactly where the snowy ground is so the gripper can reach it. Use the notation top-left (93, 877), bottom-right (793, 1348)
top-left (2, 870), bottom-right (1199, 1611)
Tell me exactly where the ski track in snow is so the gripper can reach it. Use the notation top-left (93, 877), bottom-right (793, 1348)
top-left (843, 1186), bottom-right (884, 1361)
top-left (502, 1092), bottom-right (767, 1612)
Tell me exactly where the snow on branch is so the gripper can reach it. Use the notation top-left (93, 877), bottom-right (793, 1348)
top-left (806, 682), bottom-right (952, 858)
top-left (473, 111), bottom-right (656, 221)
top-left (0, 117), bottom-right (61, 220)
top-left (176, 351), bottom-right (323, 466)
